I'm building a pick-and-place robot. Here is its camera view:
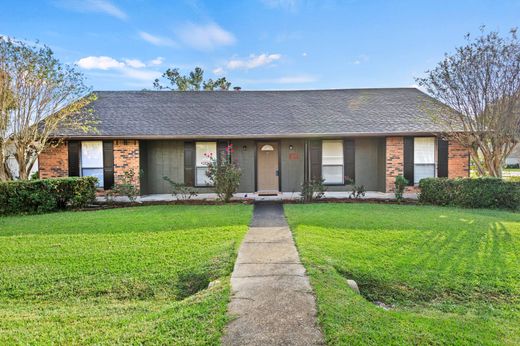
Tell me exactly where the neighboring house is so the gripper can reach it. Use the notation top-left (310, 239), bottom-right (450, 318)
top-left (505, 145), bottom-right (520, 166)
top-left (5, 143), bottom-right (38, 180)
top-left (38, 88), bottom-right (470, 194)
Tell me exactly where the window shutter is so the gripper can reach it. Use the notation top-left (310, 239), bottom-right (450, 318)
top-left (67, 141), bottom-right (80, 177)
top-left (403, 137), bottom-right (414, 186)
top-left (103, 141), bottom-right (114, 189)
top-left (184, 142), bottom-right (195, 186)
top-left (217, 141), bottom-right (229, 163)
top-left (437, 138), bottom-right (449, 178)
top-left (309, 140), bottom-right (322, 180)
top-left (344, 139), bottom-right (355, 183)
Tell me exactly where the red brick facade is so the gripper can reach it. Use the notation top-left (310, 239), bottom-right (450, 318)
top-left (448, 141), bottom-right (470, 179)
top-left (114, 140), bottom-right (140, 190)
top-left (385, 136), bottom-right (470, 192)
top-left (38, 142), bottom-right (68, 179)
top-left (385, 137), bottom-right (404, 192)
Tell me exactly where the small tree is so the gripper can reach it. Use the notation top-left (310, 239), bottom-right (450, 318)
top-left (416, 28), bottom-right (520, 177)
top-left (153, 66), bottom-right (233, 91)
top-left (0, 36), bottom-right (96, 180)
top-left (301, 178), bottom-right (326, 203)
top-left (205, 144), bottom-right (241, 203)
top-left (394, 175), bottom-right (408, 202)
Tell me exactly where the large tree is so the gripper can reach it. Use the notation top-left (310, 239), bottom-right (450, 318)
top-left (417, 28), bottom-right (520, 177)
top-left (153, 66), bottom-right (232, 91)
top-left (0, 37), bottom-right (96, 180)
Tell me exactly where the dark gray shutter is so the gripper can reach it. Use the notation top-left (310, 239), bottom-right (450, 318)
top-left (344, 139), bottom-right (355, 183)
top-left (309, 140), bottom-right (322, 180)
top-left (403, 137), bottom-right (414, 186)
top-left (184, 142), bottom-right (195, 186)
top-left (68, 141), bottom-right (80, 177)
top-left (437, 138), bottom-right (449, 178)
top-left (103, 141), bottom-right (114, 189)
top-left (217, 141), bottom-right (229, 163)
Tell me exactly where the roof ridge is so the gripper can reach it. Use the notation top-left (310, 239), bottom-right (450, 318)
top-left (93, 87), bottom-right (420, 93)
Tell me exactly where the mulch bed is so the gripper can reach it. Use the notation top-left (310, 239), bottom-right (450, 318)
top-left (77, 197), bottom-right (418, 212)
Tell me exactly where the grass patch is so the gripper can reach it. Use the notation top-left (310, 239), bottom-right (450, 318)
top-left (0, 204), bottom-right (252, 344)
top-left (285, 203), bottom-right (520, 345)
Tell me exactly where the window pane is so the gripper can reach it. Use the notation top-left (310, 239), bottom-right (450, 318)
top-left (196, 142), bottom-right (217, 166)
top-left (414, 164), bottom-right (435, 184)
top-left (196, 167), bottom-right (211, 186)
top-left (414, 137), bottom-right (435, 164)
top-left (82, 168), bottom-right (104, 187)
top-left (81, 141), bottom-right (103, 168)
top-left (322, 140), bottom-right (343, 165)
top-left (323, 165), bottom-right (343, 184)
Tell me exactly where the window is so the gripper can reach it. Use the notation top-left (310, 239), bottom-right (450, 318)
top-left (322, 140), bottom-right (343, 184)
top-left (81, 141), bottom-right (104, 187)
top-left (195, 142), bottom-right (217, 186)
top-left (414, 137), bottom-right (435, 184)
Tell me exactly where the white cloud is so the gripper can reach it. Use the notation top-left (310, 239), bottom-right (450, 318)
top-left (138, 31), bottom-right (176, 47)
top-left (76, 55), bottom-right (161, 82)
top-left (124, 59), bottom-right (146, 68)
top-left (76, 56), bottom-right (125, 70)
top-left (149, 57), bottom-right (165, 66)
top-left (261, 0), bottom-right (300, 11)
top-left (54, 0), bottom-right (128, 20)
top-left (212, 67), bottom-right (225, 75)
top-left (176, 22), bottom-right (236, 51)
top-left (352, 54), bottom-right (369, 65)
top-left (302, 52), bottom-right (308, 57)
top-left (226, 53), bottom-right (282, 70)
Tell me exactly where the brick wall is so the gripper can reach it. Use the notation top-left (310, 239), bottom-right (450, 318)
top-left (38, 142), bottom-right (68, 179)
top-left (113, 140), bottom-right (140, 190)
top-left (448, 141), bottom-right (470, 179)
top-left (385, 137), bottom-right (404, 192)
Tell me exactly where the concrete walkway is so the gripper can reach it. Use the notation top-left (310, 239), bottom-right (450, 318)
top-left (222, 202), bottom-right (324, 345)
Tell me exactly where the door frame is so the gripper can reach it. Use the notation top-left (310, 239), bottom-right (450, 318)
top-left (254, 140), bottom-right (282, 192)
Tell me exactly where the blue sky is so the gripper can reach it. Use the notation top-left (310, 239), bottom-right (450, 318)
top-left (1, 0), bottom-right (518, 91)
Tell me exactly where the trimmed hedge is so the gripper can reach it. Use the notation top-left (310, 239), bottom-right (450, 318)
top-left (419, 177), bottom-right (520, 210)
top-left (0, 177), bottom-right (97, 215)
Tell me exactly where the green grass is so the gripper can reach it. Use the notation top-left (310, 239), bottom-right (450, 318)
top-left (0, 205), bottom-right (252, 345)
top-left (285, 203), bottom-right (520, 345)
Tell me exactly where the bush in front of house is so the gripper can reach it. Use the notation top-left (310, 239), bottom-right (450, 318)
top-left (301, 178), bottom-right (327, 202)
top-left (206, 144), bottom-right (242, 203)
top-left (0, 176), bottom-right (97, 215)
top-left (419, 177), bottom-right (520, 210)
top-left (394, 175), bottom-right (409, 202)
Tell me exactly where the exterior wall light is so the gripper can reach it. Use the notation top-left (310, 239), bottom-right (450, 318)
top-left (242, 145), bottom-right (247, 151)
top-left (289, 145), bottom-right (294, 150)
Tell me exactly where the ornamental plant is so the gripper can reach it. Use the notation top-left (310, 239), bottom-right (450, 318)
top-left (394, 175), bottom-right (409, 202)
top-left (205, 144), bottom-right (241, 203)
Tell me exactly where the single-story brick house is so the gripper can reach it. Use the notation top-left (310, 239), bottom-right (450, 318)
top-left (39, 88), bottom-right (470, 195)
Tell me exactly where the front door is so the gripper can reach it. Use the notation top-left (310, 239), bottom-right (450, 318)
top-left (257, 142), bottom-right (279, 193)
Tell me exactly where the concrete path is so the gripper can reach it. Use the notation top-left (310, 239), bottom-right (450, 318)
top-left (222, 202), bottom-right (324, 345)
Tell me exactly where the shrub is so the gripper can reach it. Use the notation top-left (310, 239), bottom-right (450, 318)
top-left (301, 178), bottom-right (327, 202)
top-left (0, 177), bottom-right (97, 215)
top-left (205, 144), bottom-right (241, 203)
top-left (394, 175), bottom-right (409, 202)
top-left (163, 176), bottom-right (198, 200)
top-left (349, 183), bottom-right (366, 199)
top-left (419, 177), bottom-right (520, 210)
top-left (108, 169), bottom-right (140, 202)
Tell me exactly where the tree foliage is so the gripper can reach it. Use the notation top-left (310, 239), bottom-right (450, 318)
top-left (153, 66), bottom-right (232, 91)
top-left (417, 27), bottom-right (520, 177)
top-left (0, 36), bottom-right (96, 180)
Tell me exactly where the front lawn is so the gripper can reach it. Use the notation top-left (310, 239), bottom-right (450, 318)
top-left (285, 203), bottom-right (520, 345)
top-left (0, 205), bottom-right (252, 345)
